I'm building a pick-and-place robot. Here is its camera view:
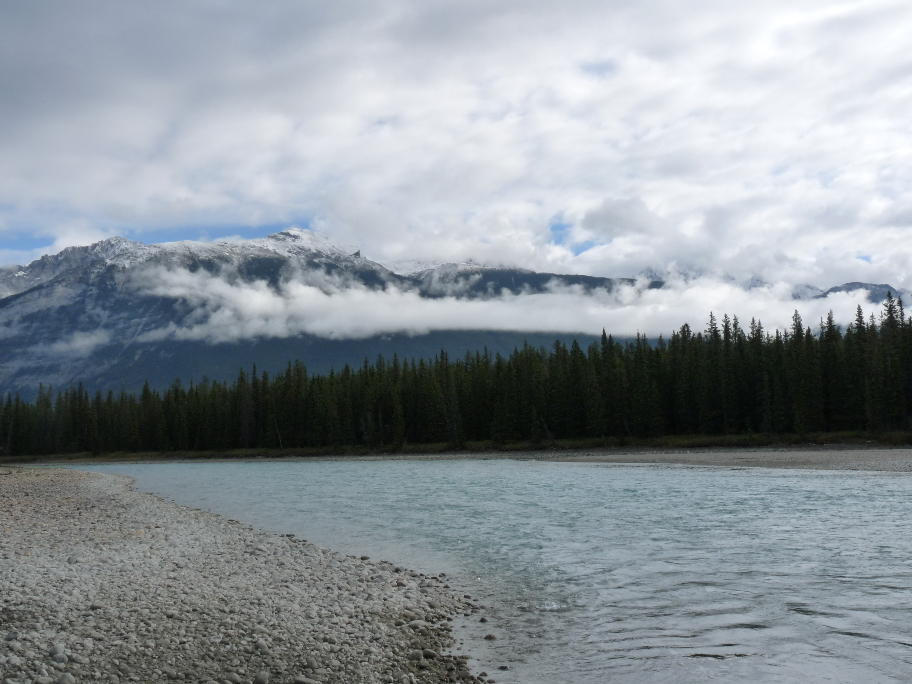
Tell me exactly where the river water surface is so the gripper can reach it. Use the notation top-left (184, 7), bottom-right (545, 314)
top-left (83, 459), bottom-right (912, 683)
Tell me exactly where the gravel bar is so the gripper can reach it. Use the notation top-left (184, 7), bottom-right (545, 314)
top-left (0, 467), bottom-right (484, 684)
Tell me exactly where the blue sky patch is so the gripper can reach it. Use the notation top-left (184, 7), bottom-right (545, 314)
top-left (549, 220), bottom-right (572, 246)
top-left (581, 60), bottom-right (618, 77)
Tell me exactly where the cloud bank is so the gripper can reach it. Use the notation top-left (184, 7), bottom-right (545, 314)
top-left (32, 330), bottom-right (112, 357)
top-left (1, 1), bottom-right (911, 291)
top-left (134, 267), bottom-right (882, 344)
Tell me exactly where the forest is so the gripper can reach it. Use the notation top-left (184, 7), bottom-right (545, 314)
top-left (1, 295), bottom-right (910, 456)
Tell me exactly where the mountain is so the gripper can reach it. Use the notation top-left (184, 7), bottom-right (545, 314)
top-left (0, 230), bottom-right (627, 396)
top-left (0, 229), bottom-right (902, 397)
top-left (821, 282), bottom-right (901, 302)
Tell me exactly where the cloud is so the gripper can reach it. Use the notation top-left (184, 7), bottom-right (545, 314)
top-left (0, 1), bottom-right (911, 292)
top-left (0, 249), bottom-right (43, 269)
top-left (133, 265), bottom-right (884, 344)
top-left (581, 197), bottom-right (664, 240)
top-left (34, 330), bottom-right (112, 357)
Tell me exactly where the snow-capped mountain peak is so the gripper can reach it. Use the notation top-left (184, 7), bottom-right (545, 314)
top-left (0, 229), bottom-right (375, 299)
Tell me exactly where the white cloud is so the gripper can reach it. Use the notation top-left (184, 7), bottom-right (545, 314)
top-left (133, 266), bottom-right (884, 344)
top-left (34, 330), bottom-right (112, 357)
top-left (0, 249), bottom-right (43, 269)
top-left (0, 0), bottom-right (910, 291)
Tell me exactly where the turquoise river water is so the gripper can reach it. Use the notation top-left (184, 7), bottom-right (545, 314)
top-left (82, 459), bottom-right (912, 683)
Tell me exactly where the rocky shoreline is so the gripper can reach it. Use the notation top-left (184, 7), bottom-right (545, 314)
top-left (0, 468), bottom-right (485, 684)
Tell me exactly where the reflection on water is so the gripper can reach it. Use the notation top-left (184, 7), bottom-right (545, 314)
top-left (84, 459), bottom-right (912, 683)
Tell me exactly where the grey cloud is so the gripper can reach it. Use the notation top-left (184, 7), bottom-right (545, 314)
top-left (581, 198), bottom-right (663, 240)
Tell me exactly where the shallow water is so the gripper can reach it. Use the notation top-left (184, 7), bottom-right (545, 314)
top-left (83, 459), bottom-right (912, 683)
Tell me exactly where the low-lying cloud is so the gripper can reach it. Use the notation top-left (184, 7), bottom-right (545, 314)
top-left (134, 266), bottom-right (886, 344)
top-left (34, 330), bottom-right (112, 357)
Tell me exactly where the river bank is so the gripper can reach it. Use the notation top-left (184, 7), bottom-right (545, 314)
top-left (3, 431), bottom-right (911, 467)
top-left (9, 444), bottom-right (912, 473)
top-left (0, 468), bottom-right (484, 684)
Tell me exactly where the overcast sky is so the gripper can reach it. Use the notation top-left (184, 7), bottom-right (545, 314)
top-left (2, 0), bottom-right (911, 293)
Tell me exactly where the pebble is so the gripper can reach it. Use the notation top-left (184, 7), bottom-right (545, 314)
top-left (0, 468), bottom-right (483, 684)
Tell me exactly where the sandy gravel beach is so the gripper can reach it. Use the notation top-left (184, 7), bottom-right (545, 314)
top-left (299, 445), bottom-right (912, 471)
top-left (533, 445), bottom-right (912, 470)
top-left (0, 468), bottom-right (484, 684)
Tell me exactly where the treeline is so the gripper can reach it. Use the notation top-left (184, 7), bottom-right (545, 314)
top-left (2, 295), bottom-right (911, 455)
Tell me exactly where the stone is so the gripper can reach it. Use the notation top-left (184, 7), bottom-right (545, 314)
top-left (36, 677), bottom-right (55, 684)
top-left (484, 634), bottom-right (497, 640)
top-left (0, 468), bottom-right (477, 684)
top-left (57, 675), bottom-right (76, 684)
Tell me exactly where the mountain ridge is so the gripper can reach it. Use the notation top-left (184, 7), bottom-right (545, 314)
top-left (0, 229), bottom-right (904, 396)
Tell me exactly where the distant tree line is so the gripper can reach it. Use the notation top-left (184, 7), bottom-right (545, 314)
top-left (1, 295), bottom-right (911, 456)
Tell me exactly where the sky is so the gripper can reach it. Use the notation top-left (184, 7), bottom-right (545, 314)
top-left (1, 0), bottom-right (911, 340)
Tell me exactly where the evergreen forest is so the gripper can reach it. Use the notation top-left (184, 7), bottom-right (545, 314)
top-left (2, 295), bottom-right (911, 456)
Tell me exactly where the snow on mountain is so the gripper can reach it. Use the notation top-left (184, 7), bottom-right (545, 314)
top-left (376, 258), bottom-right (444, 276)
top-left (791, 284), bottom-right (826, 300)
top-left (0, 229), bottom-right (383, 300)
top-left (381, 258), bottom-right (510, 277)
top-left (127, 228), bottom-right (364, 267)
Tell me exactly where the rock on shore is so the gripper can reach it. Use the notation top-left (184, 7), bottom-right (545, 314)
top-left (0, 468), bottom-right (485, 684)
